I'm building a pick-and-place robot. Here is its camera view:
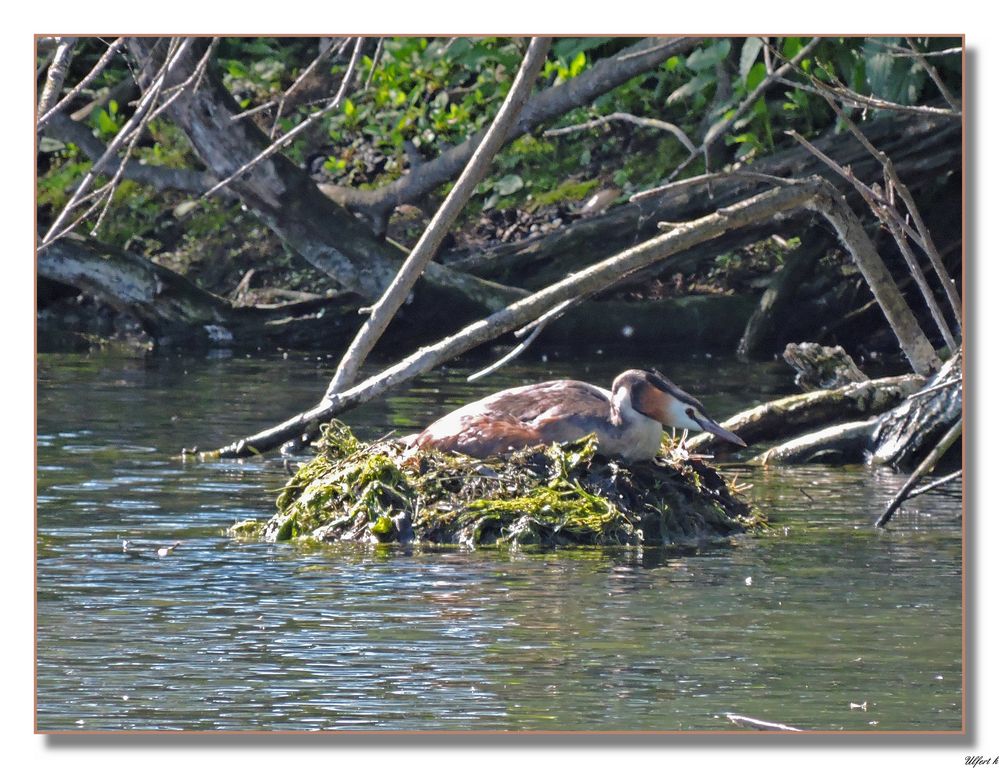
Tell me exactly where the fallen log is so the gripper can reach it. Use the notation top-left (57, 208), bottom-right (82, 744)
top-left (686, 374), bottom-right (925, 456)
top-left (739, 351), bottom-right (961, 468)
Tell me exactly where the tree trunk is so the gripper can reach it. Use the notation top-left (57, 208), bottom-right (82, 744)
top-left (125, 37), bottom-right (522, 313)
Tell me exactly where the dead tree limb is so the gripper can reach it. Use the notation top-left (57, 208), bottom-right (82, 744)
top-left (905, 37), bottom-right (961, 112)
top-left (36, 37), bottom-right (78, 120)
top-left (326, 37), bottom-right (552, 397)
top-left (804, 181), bottom-right (942, 376)
top-left (816, 95), bottom-right (962, 331)
top-left (210, 179), bottom-right (822, 458)
top-left (44, 112), bottom-right (214, 195)
top-left (544, 111), bottom-right (695, 153)
top-left (687, 373), bottom-right (924, 456)
top-left (37, 37), bottom-right (125, 130)
top-left (125, 37), bottom-right (522, 312)
top-left (876, 418), bottom-right (961, 527)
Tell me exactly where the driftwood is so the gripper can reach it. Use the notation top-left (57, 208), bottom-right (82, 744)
top-left (876, 419), bottom-right (962, 527)
top-left (37, 236), bottom-right (499, 350)
top-left (869, 352), bottom-right (962, 467)
top-left (745, 351), bottom-right (961, 468)
top-left (752, 419), bottom-right (879, 465)
top-left (781, 342), bottom-right (869, 391)
top-left (687, 374), bottom-right (924, 457)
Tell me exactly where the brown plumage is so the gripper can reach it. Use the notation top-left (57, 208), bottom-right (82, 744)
top-left (410, 369), bottom-right (746, 462)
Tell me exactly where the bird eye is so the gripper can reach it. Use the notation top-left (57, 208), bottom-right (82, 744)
top-left (686, 408), bottom-right (695, 417)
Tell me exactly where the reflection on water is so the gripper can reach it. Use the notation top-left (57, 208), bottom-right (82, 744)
top-left (36, 351), bottom-right (962, 731)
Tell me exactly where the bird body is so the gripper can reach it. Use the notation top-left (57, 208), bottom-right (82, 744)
top-left (411, 369), bottom-right (745, 461)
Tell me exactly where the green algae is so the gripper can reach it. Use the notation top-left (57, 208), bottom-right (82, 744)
top-left (232, 421), bottom-right (763, 550)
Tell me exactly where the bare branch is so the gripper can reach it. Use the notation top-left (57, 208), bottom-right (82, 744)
top-left (668, 37), bottom-right (821, 181)
top-left (816, 95), bottom-right (963, 326)
top-left (40, 38), bottom-right (194, 247)
top-left (325, 37), bottom-right (553, 397)
top-left (37, 37), bottom-right (125, 130)
top-left (544, 111), bottom-right (695, 153)
top-left (269, 37), bottom-right (338, 139)
top-left (467, 298), bottom-right (577, 382)
top-left (44, 112), bottom-right (212, 194)
top-left (364, 37), bottom-right (384, 91)
top-left (876, 417), bottom-right (961, 527)
top-left (905, 37), bottom-right (961, 112)
top-left (37, 37), bottom-right (78, 119)
top-left (203, 37), bottom-right (364, 200)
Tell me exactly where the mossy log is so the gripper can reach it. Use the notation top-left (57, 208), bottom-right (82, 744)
top-left (231, 423), bottom-right (762, 550)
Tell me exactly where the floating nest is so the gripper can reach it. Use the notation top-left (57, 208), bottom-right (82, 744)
top-left (230, 422), bottom-right (763, 550)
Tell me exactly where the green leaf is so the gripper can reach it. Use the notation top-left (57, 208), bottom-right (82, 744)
top-left (745, 61), bottom-right (767, 91)
top-left (686, 40), bottom-right (731, 72)
top-left (783, 37), bottom-right (802, 59)
top-left (495, 174), bottom-right (524, 196)
top-left (739, 37), bottom-right (763, 81)
top-left (369, 515), bottom-right (395, 537)
top-left (343, 98), bottom-right (356, 117)
top-left (863, 38), bottom-right (925, 105)
top-left (568, 50), bottom-right (587, 78)
top-left (667, 72), bottom-right (714, 103)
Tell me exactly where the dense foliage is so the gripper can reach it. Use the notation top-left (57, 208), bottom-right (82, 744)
top-left (37, 36), bottom-right (961, 294)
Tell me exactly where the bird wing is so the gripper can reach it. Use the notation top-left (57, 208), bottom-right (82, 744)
top-left (414, 380), bottom-right (612, 457)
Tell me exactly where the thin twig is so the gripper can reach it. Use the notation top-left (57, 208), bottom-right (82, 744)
top-left (467, 297), bottom-right (577, 382)
top-left (148, 38), bottom-right (219, 121)
top-left (726, 714), bottom-right (803, 732)
top-left (904, 469), bottom-right (962, 500)
top-left (818, 94), bottom-right (963, 326)
top-left (37, 37), bottom-right (125, 130)
top-left (865, 39), bottom-right (962, 58)
top-left (905, 37), bottom-right (961, 112)
top-left (37, 37), bottom-right (78, 119)
top-left (325, 37), bottom-right (553, 398)
top-left (885, 216), bottom-right (958, 352)
top-left (630, 168), bottom-right (790, 204)
top-left (204, 36), bottom-right (364, 200)
top-left (906, 376), bottom-right (962, 400)
top-left (770, 73), bottom-right (959, 119)
top-left (876, 418), bottom-right (962, 527)
top-left (544, 111), bottom-right (695, 153)
top-left (668, 37), bottom-right (821, 182)
top-left (40, 38), bottom-right (192, 247)
top-left (270, 37), bottom-right (338, 140)
top-left (364, 37), bottom-right (384, 91)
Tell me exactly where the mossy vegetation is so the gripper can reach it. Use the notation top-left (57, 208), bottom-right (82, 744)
top-left (230, 421), bottom-right (763, 550)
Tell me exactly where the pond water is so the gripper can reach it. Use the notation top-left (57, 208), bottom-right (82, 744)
top-left (35, 350), bottom-right (963, 732)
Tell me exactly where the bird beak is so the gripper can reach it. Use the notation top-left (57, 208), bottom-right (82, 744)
top-left (694, 416), bottom-right (747, 448)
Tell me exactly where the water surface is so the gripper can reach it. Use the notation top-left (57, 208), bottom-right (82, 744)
top-left (36, 351), bottom-right (962, 731)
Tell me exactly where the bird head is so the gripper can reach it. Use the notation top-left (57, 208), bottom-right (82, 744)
top-left (613, 369), bottom-right (747, 448)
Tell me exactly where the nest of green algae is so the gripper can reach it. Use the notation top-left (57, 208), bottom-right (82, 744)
top-left (229, 421), bottom-right (764, 549)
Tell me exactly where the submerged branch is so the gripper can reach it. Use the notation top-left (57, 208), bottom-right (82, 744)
top-left (876, 418), bottom-right (961, 527)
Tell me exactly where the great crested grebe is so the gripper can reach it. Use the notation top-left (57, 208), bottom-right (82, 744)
top-left (410, 369), bottom-right (746, 462)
